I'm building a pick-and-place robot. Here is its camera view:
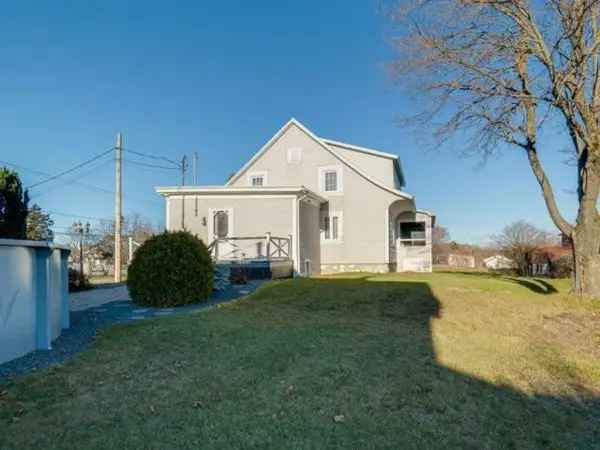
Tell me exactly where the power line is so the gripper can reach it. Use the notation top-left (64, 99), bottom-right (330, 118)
top-left (27, 147), bottom-right (114, 189)
top-left (47, 210), bottom-right (112, 222)
top-left (123, 148), bottom-right (180, 168)
top-left (0, 159), bottom-right (114, 197)
top-left (123, 158), bottom-right (179, 171)
top-left (29, 158), bottom-right (115, 199)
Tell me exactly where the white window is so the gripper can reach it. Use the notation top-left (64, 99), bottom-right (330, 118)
top-left (248, 171), bottom-right (267, 187)
top-left (287, 147), bottom-right (303, 164)
top-left (321, 211), bottom-right (343, 242)
top-left (318, 165), bottom-right (343, 194)
top-left (324, 171), bottom-right (337, 192)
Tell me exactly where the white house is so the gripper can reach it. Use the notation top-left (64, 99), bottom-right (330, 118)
top-left (483, 255), bottom-right (514, 270)
top-left (156, 118), bottom-right (434, 276)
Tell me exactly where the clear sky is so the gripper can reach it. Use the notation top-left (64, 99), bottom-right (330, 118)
top-left (0, 1), bottom-right (577, 244)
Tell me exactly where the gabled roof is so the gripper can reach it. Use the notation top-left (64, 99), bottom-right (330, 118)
top-left (320, 138), bottom-right (399, 159)
top-left (321, 138), bottom-right (406, 188)
top-left (225, 118), bottom-right (413, 200)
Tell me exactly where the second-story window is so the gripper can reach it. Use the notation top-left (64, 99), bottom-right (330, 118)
top-left (248, 171), bottom-right (267, 187)
top-left (251, 175), bottom-right (263, 186)
top-left (324, 171), bottom-right (337, 192)
top-left (319, 165), bottom-right (343, 194)
top-left (287, 147), bottom-right (303, 164)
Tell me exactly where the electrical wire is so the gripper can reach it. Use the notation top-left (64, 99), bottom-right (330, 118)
top-left (0, 159), bottom-right (114, 197)
top-left (29, 158), bottom-right (115, 199)
top-left (46, 210), bottom-right (112, 222)
top-left (123, 158), bottom-right (179, 170)
top-left (123, 148), bottom-right (181, 168)
top-left (27, 147), bottom-right (114, 189)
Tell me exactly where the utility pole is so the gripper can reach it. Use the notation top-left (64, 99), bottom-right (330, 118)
top-left (74, 221), bottom-right (90, 275)
top-left (181, 155), bottom-right (187, 230)
top-left (193, 152), bottom-right (198, 217)
top-left (114, 133), bottom-right (123, 282)
top-left (193, 152), bottom-right (198, 184)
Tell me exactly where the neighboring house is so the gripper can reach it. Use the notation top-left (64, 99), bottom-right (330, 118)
top-left (530, 245), bottom-right (572, 277)
top-left (444, 254), bottom-right (476, 269)
top-left (483, 255), bottom-right (514, 270)
top-left (156, 118), bottom-right (434, 275)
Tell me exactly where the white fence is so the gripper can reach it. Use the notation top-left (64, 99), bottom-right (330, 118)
top-left (0, 239), bottom-right (70, 365)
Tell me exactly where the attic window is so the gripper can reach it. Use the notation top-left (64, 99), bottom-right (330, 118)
top-left (287, 147), bottom-right (302, 164)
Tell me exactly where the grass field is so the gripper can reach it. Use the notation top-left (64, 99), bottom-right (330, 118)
top-left (1, 271), bottom-right (599, 449)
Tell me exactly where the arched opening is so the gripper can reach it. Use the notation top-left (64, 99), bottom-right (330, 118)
top-left (388, 203), bottom-right (433, 272)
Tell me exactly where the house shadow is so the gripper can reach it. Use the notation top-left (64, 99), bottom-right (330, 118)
top-left (289, 276), bottom-right (599, 448)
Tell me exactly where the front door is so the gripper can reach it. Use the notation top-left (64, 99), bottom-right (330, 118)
top-left (211, 209), bottom-right (236, 259)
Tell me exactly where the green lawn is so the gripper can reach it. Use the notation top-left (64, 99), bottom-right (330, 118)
top-left (1, 272), bottom-right (599, 449)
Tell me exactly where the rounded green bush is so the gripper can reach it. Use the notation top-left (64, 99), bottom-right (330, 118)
top-left (127, 231), bottom-right (213, 307)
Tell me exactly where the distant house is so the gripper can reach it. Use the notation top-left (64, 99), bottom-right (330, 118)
top-left (483, 255), bottom-right (514, 270)
top-left (530, 245), bottom-right (572, 277)
top-left (437, 253), bottom-right (476, 268)
top-left (156, 118), bottom-right (435, 275)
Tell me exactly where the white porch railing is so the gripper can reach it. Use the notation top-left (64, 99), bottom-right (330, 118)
top-left (207, 233), bottom-right (292, 262)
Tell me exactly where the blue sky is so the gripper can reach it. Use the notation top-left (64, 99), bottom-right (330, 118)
top-left (0, 1), bottom-right (577, 243)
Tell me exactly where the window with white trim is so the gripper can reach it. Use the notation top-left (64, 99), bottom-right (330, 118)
top-left (248, 171), bottom-right (267, 187)
top-left (318, 165), bottom-right (343, 194)
top-left (287, 147), bottom-right (302, 164)
top-left (322, 212), bottom-right (342, 242)
top-left (324, 171), bottom-right (337, 192)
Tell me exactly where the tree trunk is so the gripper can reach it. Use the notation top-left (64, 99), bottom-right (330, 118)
top-left (572, 218), bottom-right (600, 298)
top-left (571, 159), bottom-right (600, 298)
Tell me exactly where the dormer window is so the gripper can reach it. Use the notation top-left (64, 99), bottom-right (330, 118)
top-left (248, 171), bottom-right (267, 187)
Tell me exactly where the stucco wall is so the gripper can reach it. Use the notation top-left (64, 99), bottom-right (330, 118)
top-left (0, 240), bottom-right (70, 365)
top-left (168, 195), bottom-right (295, 245)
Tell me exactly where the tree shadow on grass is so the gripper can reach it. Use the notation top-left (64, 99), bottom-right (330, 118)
top-left (505, 277), bottom-right (559, 295)
top-left (436, 270), bottom-right (560, 295)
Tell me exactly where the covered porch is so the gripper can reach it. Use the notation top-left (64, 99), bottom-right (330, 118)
top-left (156, 186), bottom-right (326, 277)
top-left (388, 199), bottom-right (435, 272)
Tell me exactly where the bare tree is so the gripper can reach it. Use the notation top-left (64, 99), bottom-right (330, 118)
top-left (493, 220), bottom-right (551, 275)
top-left (388, 0), bottom-right (600, 297)
top-left (432, 225), bottom-right (451, 263)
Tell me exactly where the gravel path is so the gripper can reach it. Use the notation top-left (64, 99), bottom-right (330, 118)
top-left (0, 281), bottom-right (263, 382)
